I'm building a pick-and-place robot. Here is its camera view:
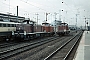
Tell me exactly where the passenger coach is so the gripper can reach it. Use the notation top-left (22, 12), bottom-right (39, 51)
top-left (0, 21), bottom-right (20, 41)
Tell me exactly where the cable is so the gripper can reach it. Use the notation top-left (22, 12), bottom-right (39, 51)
top-left (20, 0), bottom-right (48, 12)
top-left (61, 0), bottom-right (77, 15)
top-left (0, 1), bottom-right (37, 17)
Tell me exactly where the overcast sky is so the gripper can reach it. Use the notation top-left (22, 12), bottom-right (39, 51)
top-left (0, 0), bottom-right (90, 26)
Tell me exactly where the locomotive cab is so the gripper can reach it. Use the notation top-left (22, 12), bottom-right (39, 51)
top-left (13, 20), bottom-right (36, 41)
top-left (42, 22), bottom-right (55, 36)
top-left (56, 23), bottom-right (70, 36)
top-left (42, 23), bottom-right (50, 32)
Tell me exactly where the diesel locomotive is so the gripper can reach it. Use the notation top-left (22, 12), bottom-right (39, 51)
top-left (11, 20), bottom-right (55, 41)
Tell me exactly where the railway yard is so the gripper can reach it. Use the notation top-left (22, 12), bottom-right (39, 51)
top-left (0, 31), bottom-right (83, 60)
top-left (0, 0), bottom-right (90, 60)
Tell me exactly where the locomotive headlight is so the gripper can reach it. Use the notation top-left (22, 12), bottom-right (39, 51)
top-left (64, 29), bottom-right (66, 32)
top-left (12, 31), bottom-right (14, 35)
top-left (19, 27), bottom-right (21, 30)
top-left (24, 31), bottom-right (26, 35)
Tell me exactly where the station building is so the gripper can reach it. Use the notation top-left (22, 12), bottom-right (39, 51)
top-left (0, 13), bottom-right (25, 22)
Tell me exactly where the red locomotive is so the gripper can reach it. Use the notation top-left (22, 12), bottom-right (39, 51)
top-left (12, 20), bottom-right (70, 41)
top-left (12, 20), bottom-right (55, 40)
top-left (56, 23), bottom-right (70, 36)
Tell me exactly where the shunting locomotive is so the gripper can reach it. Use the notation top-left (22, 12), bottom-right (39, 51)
top-left (12, 20), bottom-right (55, 41)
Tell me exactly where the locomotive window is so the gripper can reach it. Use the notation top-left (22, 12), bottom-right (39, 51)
top-left (46, 24), bottom-right (49, 26)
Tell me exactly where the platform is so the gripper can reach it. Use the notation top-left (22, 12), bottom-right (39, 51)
top-left (73, 31), bottom-right (90, 60)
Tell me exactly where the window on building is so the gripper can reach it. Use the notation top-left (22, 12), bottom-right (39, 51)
top-left (8, 24), bottom-right (10, 27)
top-left (0, 23), bottom-right (2, 27)
top-left (12, 24), bottom-right (14, 27)
top-left (3, 24), bottom-right (6, 27)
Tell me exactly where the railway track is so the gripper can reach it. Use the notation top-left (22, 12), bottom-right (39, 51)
top-left (7, 31), bottom-right (78, 60)
top-left (0, 31), bottom-right (82, 60)
top-left (6, 36), bottom-right (73, 60)
top-left (0, 42), bottom-right (19, 48)
top-left (44, 31), bottom-right (83, 60)
top-left (0, 36), bottom-right (54, 48)
top-left (0, 36), bottom-right (64, 60)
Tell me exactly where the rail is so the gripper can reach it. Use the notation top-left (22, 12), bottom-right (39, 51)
top-left (44, 31), bottom-right (83, 60)
top-left (0, 36), bottom-right (60, 60)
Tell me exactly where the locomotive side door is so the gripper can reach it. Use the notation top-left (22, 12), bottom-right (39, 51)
top-left (30, 24), bottom-right (34, 33)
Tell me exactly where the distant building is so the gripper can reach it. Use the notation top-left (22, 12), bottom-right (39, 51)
top-left (68, 25), bottom-right (76, 30)
top-left (51, 20), bottom-right (62, 26)
top-left (0, 13), bottom-right (25, 22)
top-left (87, 26), bottom-right (90, 31)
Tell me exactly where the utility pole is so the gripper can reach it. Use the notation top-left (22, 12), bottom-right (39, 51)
top-left (84, 18), bottom-right (90, 30)
top-left (35, 13), bottom-right (39, 25)
top-left (87, 20), bottom-right (88, 31)
top-left (46, 13), bottom-right (50, 22)
top-left (76, 14), bottom-right (77, 30)
top-left (65, 11), bottom-right (67, 22)
top-left (76, 14), bottom-right (79, 32)
top-left (35, 13), bottom-right (39, 29)
top-left (54, 12), bottom-right (58, 34)
top-left (85, 18), bottom-right (86, 30)
top-left (59, 10), bottom-right (61, 21)
top-left (9, 0), bottom-right (10, 13)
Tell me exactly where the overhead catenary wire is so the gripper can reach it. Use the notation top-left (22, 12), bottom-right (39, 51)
top-left (0, 0), bottom-right (42, 18)
top-left (20, 0), bottom-right (48, 12)
top-left (61, 0), bottom-right (78, 15)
